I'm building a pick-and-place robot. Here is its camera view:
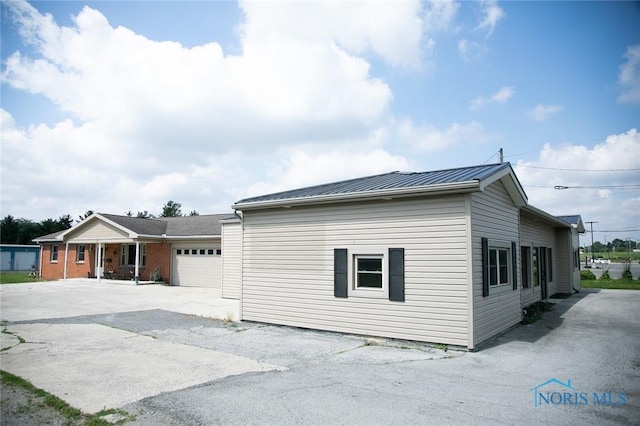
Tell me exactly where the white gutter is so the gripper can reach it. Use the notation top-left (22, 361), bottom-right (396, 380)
top-left (233, 181), bottom-right (481, 210)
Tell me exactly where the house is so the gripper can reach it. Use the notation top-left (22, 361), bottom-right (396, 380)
top-left (33, 213), bottom-right (239, 297)
top-left (231, 163), bottom-right (584, 350)
top-left (0, 244), bottom-right (40, 272)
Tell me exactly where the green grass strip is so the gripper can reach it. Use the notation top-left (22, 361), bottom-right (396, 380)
top-left (1, 370), bottom-right (130, 425)
top-left (581, 280), bottom-right (640, 290)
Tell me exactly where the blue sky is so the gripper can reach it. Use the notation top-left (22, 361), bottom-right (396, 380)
top-left (1, 0), bottom-right (639, 245)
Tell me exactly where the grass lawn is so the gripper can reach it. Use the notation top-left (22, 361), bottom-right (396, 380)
top-left (0, 272), bottom-right (42, 284)
top-left (581, 280), bottom-right (640, 290)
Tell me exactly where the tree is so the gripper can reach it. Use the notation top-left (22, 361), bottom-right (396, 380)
top-left (188, 210), bottom-right (199, 216)
top-left (0, 215), bottom-right (20, 243)
top-left (160, 201), bottom-right (182, 217)
top-left (77, 211), bottom-right (94, 223)
top-left (136, 210), bottom-right (154, 218)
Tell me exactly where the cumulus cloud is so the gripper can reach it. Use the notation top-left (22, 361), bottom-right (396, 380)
top-left (618, 44), bottom-right (640, 103)
top-left (470, 86), bottom-right (514, 110)
top-left (528, 103), bottom-right (564, 121)
top-left (475, 0), bottom-right (505, 37)
top-left (2, 0), bottom-right (442, 220)
top-left (397, 119), bottom-right (493, 151)
top-left (515, 129), bottom-right (640, 240)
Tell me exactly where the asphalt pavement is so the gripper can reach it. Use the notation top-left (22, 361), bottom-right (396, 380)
top-left (1, 280), bottom-right (638, 425)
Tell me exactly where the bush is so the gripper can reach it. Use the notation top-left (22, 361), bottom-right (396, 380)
top-left (599, 269), bottom-right (611, 281)
top-left (581, 269), bottom-right (596, 280)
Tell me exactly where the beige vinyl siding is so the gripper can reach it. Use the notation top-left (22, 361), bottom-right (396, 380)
top-left (554, 229), bottom-right (573, 294)
top-left (519, 213), bottom-right (557, 305)
top-left (241, 196), bottom-right (470, 347)
top-left (471, 181), bottom-right (521, 346)
top-left (66, 221), bottom-right (130, 242)
top-left (221, 221), bottom-right (242, 300)
top-left (571, 230), bottom-right (582, 291)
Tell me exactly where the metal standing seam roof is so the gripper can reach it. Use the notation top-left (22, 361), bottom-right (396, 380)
top-left (235, 163), bottom-right (512, 205)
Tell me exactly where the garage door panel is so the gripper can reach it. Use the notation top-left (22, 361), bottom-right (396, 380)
top-left (173, 251), bottom-right (222, 294)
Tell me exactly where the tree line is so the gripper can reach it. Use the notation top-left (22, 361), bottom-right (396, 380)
top-left (1, 201), bottom-right (197, 245)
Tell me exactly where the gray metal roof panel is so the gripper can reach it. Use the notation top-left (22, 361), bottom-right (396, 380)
top-left (161, 214), bottom-right (233, 236)
top-left (236, 163), bottom-right (510, 204)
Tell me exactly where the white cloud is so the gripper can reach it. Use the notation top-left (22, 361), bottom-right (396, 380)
top-left (618, 44), bottom-right (640, 103)
top-left (470, 86), bottom-right (514, 110)
top-left (457, 39), bottom-right (485, 61)
top-left (515, 129), bottom-right (640, 242)
top-left (528, 103), bottom-right (564, 121)
top-left (397, 119), bottom-right (493, 151)
top-left (475, 0), bottom-right (505, 37)
top-left (245, 147), bottom-right (412, 199)
top-left (2, 1), bottom-right (438, 220)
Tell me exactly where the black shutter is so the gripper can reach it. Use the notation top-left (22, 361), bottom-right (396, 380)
top-left (334, 249), bottom-right (348, 298)
top-left (389, 248), bottom-right (405, 302)
top-left (512, 241), bottom-right (518, 290)
top-left (482, 237), bottom-right (489, 297)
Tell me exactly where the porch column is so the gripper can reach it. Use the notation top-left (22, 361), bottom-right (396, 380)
top-left (134, 241), bottom-right (140, 282)
top-left (63, 242), bottom-right (69, 279)
top-left (96, 242), bottom-right (103, 281)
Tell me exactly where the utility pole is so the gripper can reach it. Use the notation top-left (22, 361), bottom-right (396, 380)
top-left (499, 148), bottom-right (504, 163)
top-left (585, 221), bottom-right (598, 267)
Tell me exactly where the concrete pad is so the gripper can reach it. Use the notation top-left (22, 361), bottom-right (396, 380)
top-left (0, 323), bottom-right (284, 413)
top-left (0, 280), bottom-right (239, 322)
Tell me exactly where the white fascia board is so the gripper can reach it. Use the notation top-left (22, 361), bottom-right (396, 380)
top-left (58, 213), bottom-right (139, 240)
top-left (522, 205), bottom-right (571, 229)
top-left (233, 181), bottom-right (480, 210)
top-left (479, 167), bottom-right (528, 207)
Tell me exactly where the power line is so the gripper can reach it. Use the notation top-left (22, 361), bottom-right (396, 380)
top-left (517, 165), bottom-right (640, 172)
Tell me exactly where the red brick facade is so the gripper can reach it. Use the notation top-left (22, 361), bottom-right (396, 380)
top-left (40, 242), bottom-right (172, 282)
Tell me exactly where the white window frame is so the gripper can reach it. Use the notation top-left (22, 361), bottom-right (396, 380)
top-left (120, 243), bottom-right (147, 267)
top-left (489, 241), bottom-right (511, 287)
top-left (76, 244), bottom-right (85, 263)
top-left (50, 245), bottom-right (59, 263)
top-left (347, 248), bottom-right (389, 299)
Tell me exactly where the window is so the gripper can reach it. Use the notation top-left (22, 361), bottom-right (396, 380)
top-left (176, 249), bottom-right (182, 255)
top-left (191, 249), bottom-right (198, 255)
top-left (489, 247), bottom-right (510, 286)
top-left (521, 246), bottom-right (531, 289)
top-left (120, 244), bottom-right (146, 266)
top-left (76, 245), bottom-right (85, 263)
top-left (208, 249), bottom-right (214, 255)
top-left (354, 255), bottom-right (383, 289)
top-left (334, 248), bottom-right (404, 301)
top-left (200, 249), bottom-right (206, 255)
top-left (50, 245), bottom-right (59, 262)
top-left (573, 250), bottom-right (579, 270)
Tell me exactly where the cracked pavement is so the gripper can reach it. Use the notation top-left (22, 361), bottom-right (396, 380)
top-left (1, 281), bottom-right (639, 424)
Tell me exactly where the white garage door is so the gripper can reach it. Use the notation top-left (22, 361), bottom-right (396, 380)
top-left (172, 247), bottom-right (222, 292)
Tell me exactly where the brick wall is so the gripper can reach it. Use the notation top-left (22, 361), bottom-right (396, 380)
top-left (39, 242), bottom-right (172, 282)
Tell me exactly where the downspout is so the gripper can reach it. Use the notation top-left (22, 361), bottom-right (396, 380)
top-left (63, 242), bottom-right (69, 279)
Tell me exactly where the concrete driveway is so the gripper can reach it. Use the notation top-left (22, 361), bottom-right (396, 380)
top-left (1, 281), bottom-right (638, 424)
